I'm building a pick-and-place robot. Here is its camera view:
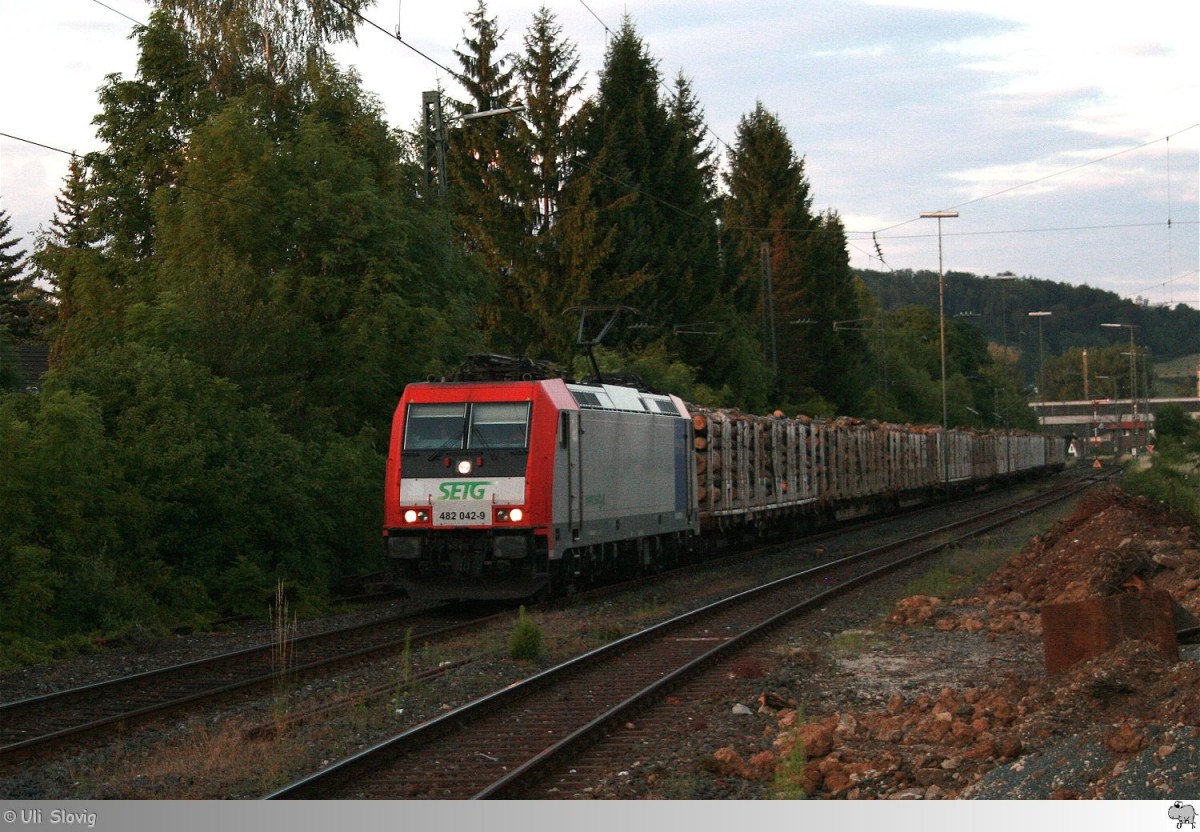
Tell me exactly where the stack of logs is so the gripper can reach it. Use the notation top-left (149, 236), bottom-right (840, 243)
top-left (691, 407), bottom-right (957, 513)
top-left (691, 408), bottom-right (816, 511)
top-left (691, 408), bottom-right (730, 510)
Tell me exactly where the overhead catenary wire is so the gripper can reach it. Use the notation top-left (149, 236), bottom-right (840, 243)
top-left (577, 0), bottom-right (613, 40)
top-left (574, 0), bottom-right (733, 156)
top-left (326, 0), bottom-right (458, 79)
top-left (90, 0), bottom-right (142, 27)
top-left (870, 124), bottom-right (1200, 238)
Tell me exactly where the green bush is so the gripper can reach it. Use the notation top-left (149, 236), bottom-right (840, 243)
top-left (772, 725), bottom-right (810, 799)
top-left (1154, 403), bottom-right (1199, 444)
top-left (1124, 464), bottom-right (1200, 527)
top-left (0, 343), bottom-right (387, 661)
top-left (507, 606), bottom-right (543, 661)
top-left (0, 632), bottom-right (102, 671)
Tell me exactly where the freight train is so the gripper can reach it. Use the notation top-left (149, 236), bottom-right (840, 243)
top-left (382, 357), bottom-right (1066, 601)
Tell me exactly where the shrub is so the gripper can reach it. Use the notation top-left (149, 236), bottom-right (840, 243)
top-left (0, 343), bottom-right (386, 661)
top-left (1154, 403), bottom-right (1199, 445)
top-left (507, 606), bottom-right (543, 661)
top-left (1124, 464), bottom-right (1200, 527)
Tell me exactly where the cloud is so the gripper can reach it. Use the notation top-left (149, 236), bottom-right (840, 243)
top-left (1, 0), bottom-right (1195, 305)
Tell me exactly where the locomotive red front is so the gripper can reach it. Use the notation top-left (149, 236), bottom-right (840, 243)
top-left (383, 378), bottom-right (700, 600)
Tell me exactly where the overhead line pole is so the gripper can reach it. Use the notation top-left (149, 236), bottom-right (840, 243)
top-left (920, 211), bottom-right (958, 494)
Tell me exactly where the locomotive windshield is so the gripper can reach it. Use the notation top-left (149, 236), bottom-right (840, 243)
top-left (468, 402), bottom-right (530, 449)
top-left (404, 403), bottom-right (467, 450)
top-left (403, 402), bottom-right (530, 451)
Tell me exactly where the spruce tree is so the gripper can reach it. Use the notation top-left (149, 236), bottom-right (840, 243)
top-left (723, 102), bottom-right (862, 411)
top-left (492, 5), bottom-right (598, 361)
top-left (577, 16), bottom-right (672, 323)
top-left (445, 2), bottom-right (529, 348)
top-left (447, 1), bottom-right (524, 233)
top-left (30, 156), bottom-right (99, 355)
top-left (578, 16), bottom-right (727, 361)
top-left (519, 6), bottom-right (584, 236)
top-left (0, 207), bottom-right (30, 338)
top-left (658, 73), bottom-right (728, 373)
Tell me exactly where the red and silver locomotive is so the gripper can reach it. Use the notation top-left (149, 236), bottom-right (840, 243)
top-left (383, 371), bottom-right (698, 600)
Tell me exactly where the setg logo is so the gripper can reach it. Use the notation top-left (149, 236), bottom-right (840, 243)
top-left (439, 481), bottom-right (492, 500)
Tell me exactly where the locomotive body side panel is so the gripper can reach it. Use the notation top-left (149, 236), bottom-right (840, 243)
top-left (570, 406), bottom-right (694, 544)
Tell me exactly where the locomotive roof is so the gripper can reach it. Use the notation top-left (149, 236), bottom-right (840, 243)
top-left (565, 381), bottom-right (683, 417)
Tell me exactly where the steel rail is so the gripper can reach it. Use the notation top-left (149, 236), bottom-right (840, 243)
top-left (0, 609), bottom-right (503, 760)
top-left (266, 470), bottom-right (1102, 799)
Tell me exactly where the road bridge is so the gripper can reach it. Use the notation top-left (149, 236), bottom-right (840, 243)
top-left (1029, 397), bottom-right (1200, 455)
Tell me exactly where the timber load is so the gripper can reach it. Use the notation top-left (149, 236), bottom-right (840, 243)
top-left (688, 406), bottom-right (1062, 531)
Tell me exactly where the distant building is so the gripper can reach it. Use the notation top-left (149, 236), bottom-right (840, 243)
top-left (1029, 397), bottom-right (1200, 455)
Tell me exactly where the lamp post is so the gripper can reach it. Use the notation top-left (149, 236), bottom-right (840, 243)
top-left (1027, 311), bottom-right (1052, 400)
top-left (920, 211), bottom-right (958, 493)
top-left (1102, 323), bottom-right (1139, 452)
top-left (423, 90), bottom-right (524, 196)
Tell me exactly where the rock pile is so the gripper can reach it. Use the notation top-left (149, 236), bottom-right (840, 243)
top-left (705, 485), bottom-right (1200, 799)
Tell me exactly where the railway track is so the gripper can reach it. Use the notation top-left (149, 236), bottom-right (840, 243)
top-left (266, 469), bottom-right (1104, 799)
top-left (0, 606), bottom-right (504, 761)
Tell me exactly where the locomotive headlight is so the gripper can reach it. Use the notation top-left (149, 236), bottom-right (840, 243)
top-left (403, 509), bottom-right (429, 523)
top-left (509, 508), bottom-right (523, 522)
top-left (457, 459), bottom-right (473, 475)
top-left (404, 509), bottom-right (418, 523)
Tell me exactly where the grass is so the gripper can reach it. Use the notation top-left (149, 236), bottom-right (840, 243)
top-left (269, 581), bottom-right (298, 734)
top-left (894, 516), bottom-right (1061, 605)
top-left (73, 715), bottom-right (308, 798)
top-left (771, 720), bottom-right (810, 799)
top-left (588, 621), bottom-right (627, 644)
top-left (829, 628), bottom-right (881, 655)
top-left (896, 559), bottom-right (966, 599)
top-left (625, 594), bottom-right (673, 625)
top-left (396, 627), bottom-right (414, 689)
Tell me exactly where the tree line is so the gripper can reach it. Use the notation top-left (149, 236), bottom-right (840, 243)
top-left (862, 269), bottom-right (1200, 400)
top-left (0, 1), bottom-right (1063, 659)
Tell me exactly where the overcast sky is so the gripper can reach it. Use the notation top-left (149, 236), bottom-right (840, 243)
top-left (2, 0), bottom-right (1197, 310)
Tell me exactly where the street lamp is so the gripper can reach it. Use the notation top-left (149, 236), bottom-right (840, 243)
top-left (423, 90), bottom-right (525, 196)
top-left (460, 104), bottom-right (526, 122)
top-left (1027, 311), bottom-right (1052, 400)
top-left (1102, 323), bottom-right (1140, 452)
